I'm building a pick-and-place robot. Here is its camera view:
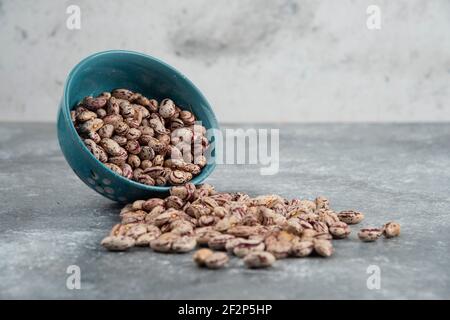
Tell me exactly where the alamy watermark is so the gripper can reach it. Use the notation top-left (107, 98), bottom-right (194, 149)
top-left (366, 5), bottom-right (381, 30)
top-left (170, 125), bottom-right (280, 176)
top-left (66, 265), bottom-right (81, 290)
top-left (66, 5), bottom-right (81, 30)
top-left (210, 128), bottom-right (279, 175)
top-left (366, 265), bottom-right (381, 290)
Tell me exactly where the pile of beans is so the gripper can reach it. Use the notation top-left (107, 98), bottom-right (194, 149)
top-left (101, 183), bottom-right (401, 269)
top-left (71, 89), bottom-right (208, 186)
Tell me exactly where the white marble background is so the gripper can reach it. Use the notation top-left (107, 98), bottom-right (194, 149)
top-left (0, 0), bottom-right (449, 122)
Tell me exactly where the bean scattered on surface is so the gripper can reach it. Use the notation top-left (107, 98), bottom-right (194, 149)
top-left (101, 183), bottom-right (401, 270)
top-left (382, 222), bottom-right (401, 238)
top-left (244, 251), bottom-right (276, 268)
top-left (358, 228), bottom-right (383, 242)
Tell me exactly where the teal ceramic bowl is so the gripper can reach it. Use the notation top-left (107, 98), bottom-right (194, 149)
top-left (57, 50), bottom-right (219, 203)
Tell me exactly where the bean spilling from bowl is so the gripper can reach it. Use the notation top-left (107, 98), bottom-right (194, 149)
top-left (101, 183), bottom-right (401, 269)
top-left (71, 89), bottom-right (209, 186)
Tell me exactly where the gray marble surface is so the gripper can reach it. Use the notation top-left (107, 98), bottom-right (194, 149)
top-left (0, 122), bottom-right (449, 299)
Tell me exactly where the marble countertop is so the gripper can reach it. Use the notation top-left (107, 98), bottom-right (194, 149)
top-left (0, 123), bottom-right (449, 299)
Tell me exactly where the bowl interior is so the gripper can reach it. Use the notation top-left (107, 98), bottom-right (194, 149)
top-left (63, 50), bottom-right (218, 191)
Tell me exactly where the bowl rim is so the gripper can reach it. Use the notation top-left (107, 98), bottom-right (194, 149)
top-left (62, 49), bottom-right (218, 192)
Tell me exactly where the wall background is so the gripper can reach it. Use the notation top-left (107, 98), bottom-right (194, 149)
top-left (1, 0), bottom-right (449, 123)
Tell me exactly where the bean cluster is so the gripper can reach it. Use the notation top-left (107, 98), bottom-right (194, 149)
top-left (101, 183), bottom-right (400, 269)
top-left (71, 89), bottom-right (209, 186)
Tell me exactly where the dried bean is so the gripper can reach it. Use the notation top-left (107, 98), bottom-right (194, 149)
top-left (329, 221), bottom-right (351, 239)
top-left (290, 240), bottom-right (314, 257)
top-left (208, 234), bottom-right (235, 250)
top-left (244, 251), bottom-right (276, 268)
top-left (204, 252), bottom-right (229, 269)
top-left (101, 235), bottom-right (135, 251)
top-left (193, 248), bottom-right (214, 267)
top-left (172, 236), bottom-right (197, 253)
top-left (150, 233), bottom-right (179, 252)
top-left (383, 222), bottom-right (401, 238)
top-left (313, 239), bottom-right (334, 257)
top-left (358, 228), bottom-right (382, 242)
top-left (338, 210), bottom-right (365, 224)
